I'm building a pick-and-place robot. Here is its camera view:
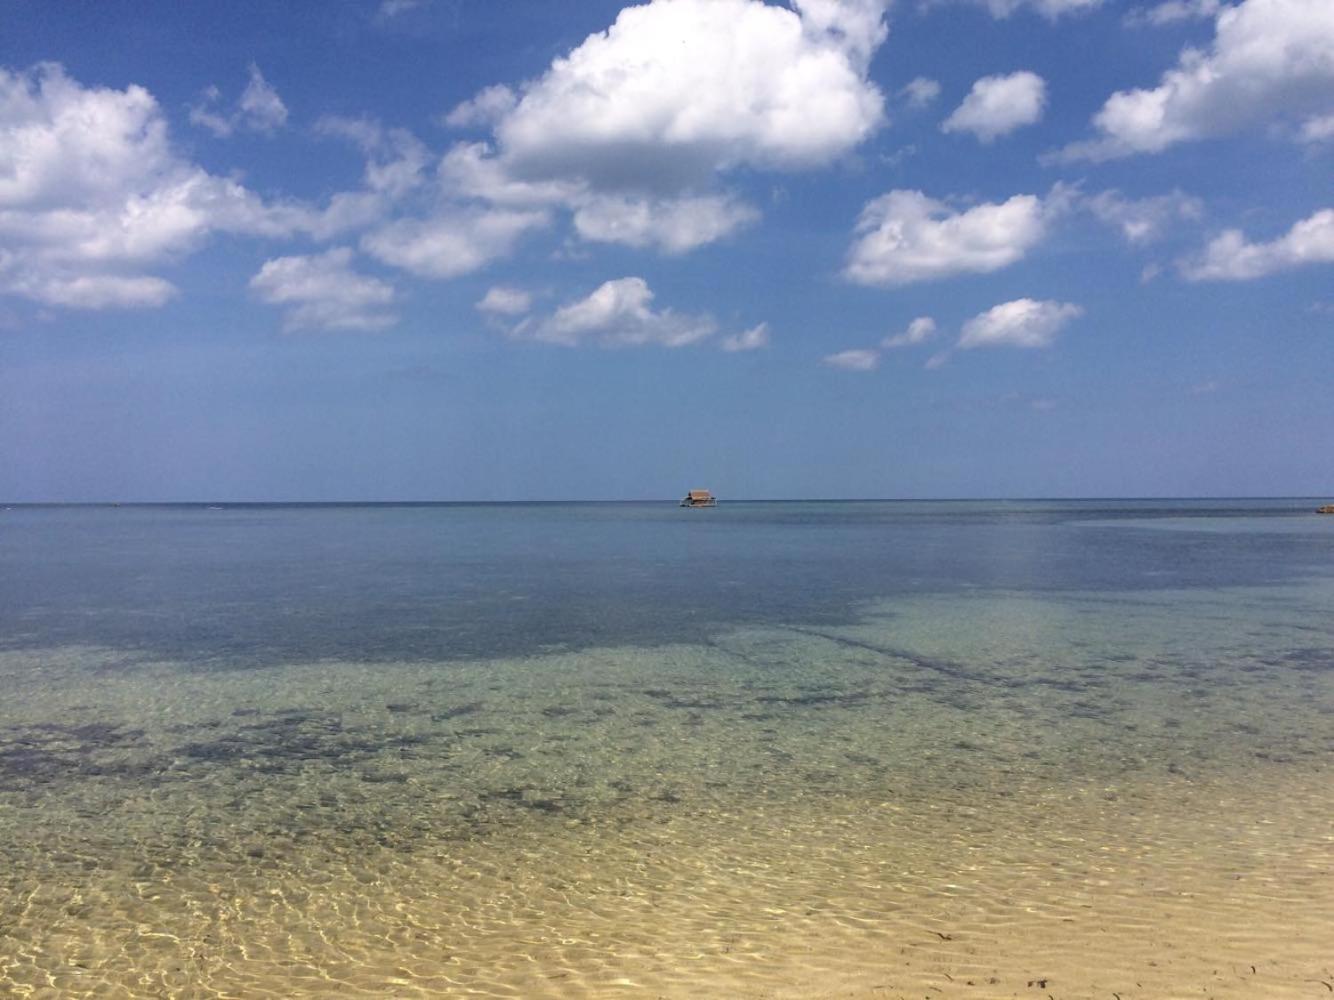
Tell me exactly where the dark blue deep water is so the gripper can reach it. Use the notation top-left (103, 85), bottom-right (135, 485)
top-left (3, 499), bottom-right (1331, 666)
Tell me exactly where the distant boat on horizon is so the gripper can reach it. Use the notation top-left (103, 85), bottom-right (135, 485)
top-left (680, 489), bottom-right (718, 508)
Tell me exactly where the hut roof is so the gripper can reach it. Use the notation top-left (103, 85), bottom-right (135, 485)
top-left (688, 489), bottom-right (713, 500)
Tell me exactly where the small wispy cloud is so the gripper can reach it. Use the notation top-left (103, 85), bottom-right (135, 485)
top-left (377, 0), bottom-right (427, 19)
top-left (822, 348), bottom-right (880, 371)
top-left (189, 64), bottom-right (287, 138)
top-left (721, 323), bottom-right (770, 352)
top-left (899, 77), bottom-right (941, 109)
top-left (1124, 0), bottom-right (1222, 27)
top-left (958, 0), bottom-right (1103, 18)
top-left (1301, 114), bottom-right (1334, 144)
top-left (882, 316), bottom-right (938, 349)
top-left (476, 286), bottom-right (532, 317)
top-left (1000, 391), bottom-right (1059, 411)
top-left (822, 316), bottom-right (937, 371)
top-left (1085, 189), bottom-right (1204, 244)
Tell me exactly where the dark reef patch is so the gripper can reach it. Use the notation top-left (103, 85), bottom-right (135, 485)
top-left (0, 722), bottom-right (150, 790)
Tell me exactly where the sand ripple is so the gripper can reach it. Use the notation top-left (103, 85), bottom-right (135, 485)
top-left (1, 585), bottom-right (1331, 997)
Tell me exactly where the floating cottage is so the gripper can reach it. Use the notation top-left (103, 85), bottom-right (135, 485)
top-left (680, 489), bottom-right (718, 508)
top-left (1318, 504), bottom-right (1334, 514)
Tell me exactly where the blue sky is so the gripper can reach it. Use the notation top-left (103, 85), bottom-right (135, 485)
top-left (1, 0), bottom-right (1331, 500)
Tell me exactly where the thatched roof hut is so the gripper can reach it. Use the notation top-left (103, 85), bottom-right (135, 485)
top-left (680, 489), bottom-right (718, 507)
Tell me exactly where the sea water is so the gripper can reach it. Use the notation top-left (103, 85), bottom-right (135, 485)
top-left (1, 501), bottom-right (1331, 998)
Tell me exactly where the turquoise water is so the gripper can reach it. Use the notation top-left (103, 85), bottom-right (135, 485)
top-left (1, 501), bottom-right (1332, 997)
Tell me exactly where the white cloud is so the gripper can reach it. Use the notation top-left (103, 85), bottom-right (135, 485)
top-left (882, 316), bottom-right (937, 348)
top-left (440, 143), bottom-right (758, 253)
top-left (997, 391), bottom-right (1058, 410)
top-left (924, 350), bottom-right (952, 369)
top-left (571, 192), bottom-right (759, 253)
top-left (190, 64), bottom-right (287, 138)
top-left (523, 276), bottom-right (717, 348)
top-left (316, 116), bottom-right (430, 200)
top-left (1, 168), bottom-right (299, 267)
top-left (249, 247), bottom-right (396, 331)
top-left (444, 85), bottom-right (517, 128)
top-left (438, 141), bottom-right (580, 207)
top-left (958, 0), bottom-right (1102, 17)
top-left (1085, 189), bottom-right (1203, 243)
top-left (1, 64), bottom-right (170, 208)
top-left (361, 208), bottom-right (549, 279)
top-left (313, 114), bottom-right (383, 151)
top-left (1124, 0), bottom-right (1224, 27)
top-left (492, 0), bottom-right (887, 187)
top-left (942, 71), bottom-right (1047, 142)
top-left (0, 63), bottom-right (308, 309)
top-left (844, 189), bottom-right (1049, 286)
top-left (310, 120), bottom-right (564, 280)
top-left (436, 0), bottom-right (889, 255)
top-left (820, 316), bottom-right (936, 369)
top-left (238, 65), bottom-right (287, 131)
top-left (476, 286), bottom-right (532, 316)
top-left (822, 348), bottom-right (880, 370)
top-left (187, 89), bottom-right (232, 139)
top-left (295, 117), bottom-right (438, 241)
top-left (378, 0), bottom-right (426, 18)
top-left (958, 298), bottom-right (1083, 349)
top-left (1180, 207), bottom-right (1334, 280)
top-left (0, 264), bottom-right (176, 309)
top-left (900, 77), bottom-right (941, 108)
top-left (721, 322), bottom-right (770, 351)
top-left (1061, 0), bottom-right (1334, 160)
top-left (1301, 113), bottom-right (1334, 143)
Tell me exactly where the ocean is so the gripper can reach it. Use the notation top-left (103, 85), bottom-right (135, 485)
top-left (1, 500), bottom-right (1331, 997)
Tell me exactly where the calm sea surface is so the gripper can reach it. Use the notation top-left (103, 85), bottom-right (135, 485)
top-left (3, 499), bottom-right (1331, 665)
top-left (2, 500), bottom-right (1332, 998)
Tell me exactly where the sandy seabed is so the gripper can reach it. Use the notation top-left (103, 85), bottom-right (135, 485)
top-left (1, 586), bottom-right (1332, 998)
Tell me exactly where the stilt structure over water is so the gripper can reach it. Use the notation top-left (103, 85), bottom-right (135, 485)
top-left (680, 489), bottom-right (717, 507)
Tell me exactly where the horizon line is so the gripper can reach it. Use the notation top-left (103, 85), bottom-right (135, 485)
top-left (3, 496), bottom-right (1330, 507)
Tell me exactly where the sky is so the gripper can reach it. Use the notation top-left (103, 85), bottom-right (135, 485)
top-left (1, 0), bottom-right (1331, 501)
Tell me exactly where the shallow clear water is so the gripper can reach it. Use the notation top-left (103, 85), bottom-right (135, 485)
top-left (1, 501), bottom-right (1332, 997)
